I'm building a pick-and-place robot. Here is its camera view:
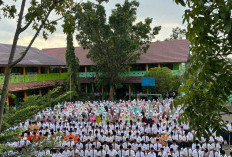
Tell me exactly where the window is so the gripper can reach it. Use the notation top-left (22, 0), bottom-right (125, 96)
top-left (131, 64), bottom-right (146, 71)
top-left (162, 63), bottom-right (173, 70)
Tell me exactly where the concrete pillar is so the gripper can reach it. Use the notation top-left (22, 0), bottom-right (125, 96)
top-left (85, 84), bottom-right (88, 94)
top-left (38, 67), bottom-right (41, 74)
top-left (23, 67), bottom-right (26, 75)
top-left (59, 67), bottom-right (62, 73)
top-left (47, 67), bottom-right (50, 74)
top-left (179, 63), bottom-right (181, 70)
top-left (4, 67), bottom-right (7, 75)
top-left (158, 64), bottom-right (161, 68)
top-left (23, 91), bottom-right (27, 100)
top-left (146, 64), bottom-right (149, 71)
top-left (39, 89), bottom-right (42, 96)
top-left (85, 66), bottom-right (87, 72)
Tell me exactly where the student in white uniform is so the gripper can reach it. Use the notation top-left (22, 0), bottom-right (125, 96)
top-left (174, 147), bottom-right (183, 157)
top-left (182, 144), bottom-right (192, 157)
top-left (168, 148), bottom-right (175, 156)
top-left (89, 145), bottom-right (98, 157)
top-left (170, 140), bottom-right (179, 152)
top-left (158, 147), bottom-right (168, 157)
top-left (52, 149), bottom-right (62, 157)
top-left (192, 146), bottom-right (203, 157)
top-left (62, 145), bottom-right (71, 157)
top-left (220, 150), bottom-right (227, 157)
top-left (117, 145), bottom-right (127, 157)
top-left (126, 145), bottom-right (135, 157)
top-left (135, 147), bottom-right (145, 157)
top-left (97, 146), bottom-right (106, 157)
top-left (107, 145), bottom-right (117, 157)
top-left (147, 147), bottom-right (156, 157)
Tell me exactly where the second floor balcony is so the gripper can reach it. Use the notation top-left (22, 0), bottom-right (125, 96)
top-left (0, 70), bottom-right (184, 85)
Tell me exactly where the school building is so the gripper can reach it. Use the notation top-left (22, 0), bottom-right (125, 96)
top-left (0, 39), bottom-right (189, 106)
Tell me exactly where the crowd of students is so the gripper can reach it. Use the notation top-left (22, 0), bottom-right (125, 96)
top-left (4, 99), bottom-right (232, 157)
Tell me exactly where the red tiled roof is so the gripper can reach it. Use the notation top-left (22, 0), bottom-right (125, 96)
top-left (42, 39), bottom-right (189, 66)
top-left (0, 80), bottom-right (64, 92)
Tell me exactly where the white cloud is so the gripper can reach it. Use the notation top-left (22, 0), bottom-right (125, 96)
top-left (162, 23), bottom-right (182, 28)
top-left (8, 33), bottom-right (79, 50)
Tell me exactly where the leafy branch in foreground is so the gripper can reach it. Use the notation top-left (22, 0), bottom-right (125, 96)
top-left (174, 0), bottom-right (232, 138)
top-left (1, 86), bottom-right (71, 132)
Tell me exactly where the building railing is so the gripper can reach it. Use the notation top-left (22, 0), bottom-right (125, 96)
top-left (0, 70), bottom-right (184, 85)
top-left (0, 73), bottom-right (68, 85)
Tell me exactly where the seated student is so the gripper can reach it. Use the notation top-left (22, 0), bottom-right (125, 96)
top-left (168, 148), bottom-right (175, 157)
top-left (117, 145), bottom-right (127, 157)
top-left (136, 147), bottom-right (145, 157)
top-left (89, 145), bottom-right (98, 157)
top-left (192, 146), bottom-right (203, 157)
top-left (192, 140), bottom-right (202, 150)
top-left (62, 145), bottom-right (71, 157)
top-left (76, 139), bottom-right (83, 150)
top-left (158, 147), bottom-right (168, 157)
top-left (174, 147), bottom-right (183, 157)
top-left (148, 147), bottom-right (157, 157)
top-left (92, 137), bottom-right (101, 149)
top-left (52, 149), bottom-right (62, 157)
top-left (126, 145), bottom-right (135, 157)
top-left (70, 145), bottom-right (79, 156)
top-left (86, 139), bottom-right (92, 150)
top-left (202, 139), bottom-right (212, 150)
top-left (97, 146), bottom-right (106, 157)
top-left (107, 145), bottom-right (118, 157)
top-left (182, 144), bottom-right (192, 157)
top-left (170, 140), bottom-right (179, 152)
top-left (80, 147), bottom-right (90, 157)
top-left (221, 150), bottom-right (227, 157)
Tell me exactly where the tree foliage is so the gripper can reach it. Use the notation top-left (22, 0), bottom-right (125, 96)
top-left (165, 27), bottom-right (186, 40)
top-left (174, 0), bottom-right (232, 138)
top-left (0, 0), bottom-right (78, 131)
top-left (64, 14), bottom-right (80, 98)
top-left (75, 0), bottom-right (161, 100)
top-left (144, 67), bottom-right (183, 95)
top-left (1, 87), bottom-right (71, 132)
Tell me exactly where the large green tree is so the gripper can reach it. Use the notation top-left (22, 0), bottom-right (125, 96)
top-left (0, 0), bottom-right (78, 131)
top-left (75, 0), bottom-right (161, 100)
top-left (144, 67), bottom-right (183, 95)
top-left (174, 0), bottom-right (232, 137)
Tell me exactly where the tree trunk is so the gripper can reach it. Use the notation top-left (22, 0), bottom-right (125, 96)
top-left (0, 67), bottom-right (12, 131)
top-left (109, 85), bottom-right (114, 101)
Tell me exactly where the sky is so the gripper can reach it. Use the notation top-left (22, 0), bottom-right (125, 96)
top-left (0, 0), bottom-right (186, 50)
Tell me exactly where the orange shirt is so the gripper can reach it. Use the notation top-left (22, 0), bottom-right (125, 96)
top-left (33, 135), bottom-right (38, 142)
top-left (74, 136), bottom-right (80, 143)
top-left (38, 135), bottom-right (44, 141)
top-left (161, 134), bottom-right (168, 146)
top-left (34, 124), bottom-right (39, 130)
top-left (27, 134), bottom-right (33, 141)
top-left (66, 134), bottom-right (74, 139)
